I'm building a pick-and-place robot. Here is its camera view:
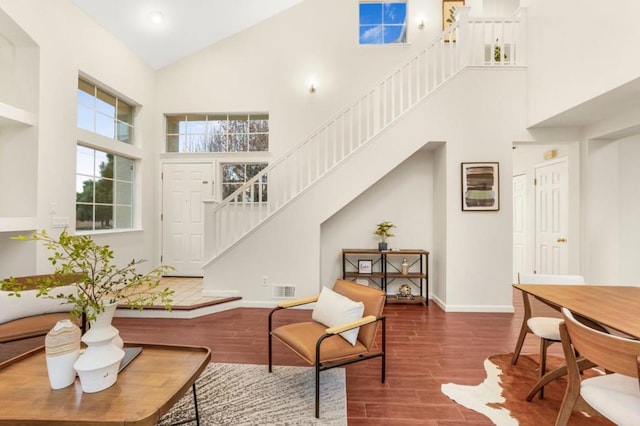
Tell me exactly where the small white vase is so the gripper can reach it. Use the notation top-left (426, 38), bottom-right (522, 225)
top-left (45, 319), bottom-right (81, 390)
top-left (74, 302), bottom-right (125, 393)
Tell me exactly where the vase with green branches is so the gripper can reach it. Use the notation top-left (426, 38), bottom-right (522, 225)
top-left (1, 229), bottom-right (174, 323)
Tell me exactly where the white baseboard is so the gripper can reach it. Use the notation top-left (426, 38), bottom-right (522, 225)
top-left (202, 289), bottom-right (241, 298)
top-left (430, 294), bottom-right (513, 312)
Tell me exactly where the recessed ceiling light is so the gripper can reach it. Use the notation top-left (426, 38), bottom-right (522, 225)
top-left (148, 11), bottom-right (164, 24)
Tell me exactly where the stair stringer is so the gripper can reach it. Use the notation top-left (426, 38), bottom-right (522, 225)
top-left (203, 67), bottom-right (529, 312)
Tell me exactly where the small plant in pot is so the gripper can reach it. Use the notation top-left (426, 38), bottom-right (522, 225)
top-left (373, 220), bottom-right (396, 251)
top-left (1, 229), bottom-right (174, 392)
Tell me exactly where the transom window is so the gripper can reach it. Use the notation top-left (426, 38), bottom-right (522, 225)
top-left (222, 162), bottom-right (268, 202)
top-left (76, 145), bottom-right (134, 231)
top-left (359, 2), bottom-right (407, 45)
top-left (166, 113), bottom-right (269, 153)
top-left (77, 78), bottom-right (134, 143)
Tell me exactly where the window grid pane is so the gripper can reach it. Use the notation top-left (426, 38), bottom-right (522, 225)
top-left (76, 145), bottom-right (135, 232)
top-left (165, 113), bottom-right (269, 153)
top-left (77, 77), bottom-right (135, 145)
top-left (222, 162), bottom-right (268, 202)
top-left (359, 2), bottom-right (407, 45)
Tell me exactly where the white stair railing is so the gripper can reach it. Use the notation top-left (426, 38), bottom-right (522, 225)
top-left (207, 8), bottom-right (526, 260)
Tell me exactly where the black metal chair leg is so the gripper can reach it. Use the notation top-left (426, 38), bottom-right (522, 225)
top-left (192, 383), bottom-right (200, 425)
top-left (381, 316), bottom-right (386, 383)
top-left (268, 307), bottom-right (280, 373)
top-left (315, 361), bottom-right (320, 418)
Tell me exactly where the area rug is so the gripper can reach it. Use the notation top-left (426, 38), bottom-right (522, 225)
top-left (441, 353), bottom-right (612, 426)
top-left (157, 363), bottom-right (347, 426)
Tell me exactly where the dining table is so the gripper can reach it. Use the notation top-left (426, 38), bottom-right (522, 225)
top-left (512, 283), bottom-right (640, 401)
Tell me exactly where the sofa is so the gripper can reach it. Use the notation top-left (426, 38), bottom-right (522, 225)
top-left (0, 274), bottom-right (81, 343)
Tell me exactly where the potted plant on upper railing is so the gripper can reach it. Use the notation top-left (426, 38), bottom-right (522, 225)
top-left (374, 220), bottom-right (396, 251)
top-left (494, 38), bottom-right (508, 62)
top-left (1, 229), bottom-right (174, 393)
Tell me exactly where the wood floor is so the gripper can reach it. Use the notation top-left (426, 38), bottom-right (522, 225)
top-left (1, 291), bottom-right (567, 425)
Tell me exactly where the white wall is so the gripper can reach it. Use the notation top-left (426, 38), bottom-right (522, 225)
top-left (157, 0), bottom-right (527, 311)
top-left (0, 0), bottom-right (159, 277)
top-left (204, 67), bottom-right (528, 312)
top-left (584, 135), bottom-right (640, 285)
top-left (439, 69), bottom-right (528, 311)
top-left (157, 0), bottom-right (451, 161)
top-left (617, 136), bottom-right (640, 284)
top-left (321, 150), bottom-right (434, 292)
top-left (523, 0), bottom-right (640, 126)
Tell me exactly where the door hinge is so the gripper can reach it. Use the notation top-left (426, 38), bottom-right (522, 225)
top-left (534, 178), bottom-right (537, 185)
top-left (160, 255), bottom-right (163, 263)
top-left (160, 213), bottom-right (163, 221)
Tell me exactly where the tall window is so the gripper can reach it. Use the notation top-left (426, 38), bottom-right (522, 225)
top-left (76, 145), bottom-right (134, 231)
top-left (77, 78), bottom-right (134, 143)
top-left (359, 2), bottom-right (407, 45)
top-left (222, 163), bottom-right (268, 202)
top-left (166, 113), bottom-right (269, 153)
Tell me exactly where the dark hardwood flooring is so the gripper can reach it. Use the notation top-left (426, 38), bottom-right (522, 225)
top-left (1, 290), bottom-right (569, 425)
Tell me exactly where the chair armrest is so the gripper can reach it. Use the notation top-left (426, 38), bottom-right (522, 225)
top-left (276, 295), bottom-right (319, 309)
top-left (325, 315), bottom-right (379, 335)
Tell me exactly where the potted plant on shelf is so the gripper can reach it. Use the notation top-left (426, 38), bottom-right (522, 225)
top-left (373, 220), bottom-right (396, 251)
top-left (1, 229), bottom-right (174, 393)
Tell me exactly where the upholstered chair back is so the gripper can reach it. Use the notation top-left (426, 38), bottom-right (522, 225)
top-left (332, 279), bottom-right (386, 349)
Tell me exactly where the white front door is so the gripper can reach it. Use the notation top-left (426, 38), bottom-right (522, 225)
top-left (535, 159), bottom-right (569, 274)
top-left (512, 174), bottom-right (527, 281)
top-left (161, 162), bottom-right (214, 276)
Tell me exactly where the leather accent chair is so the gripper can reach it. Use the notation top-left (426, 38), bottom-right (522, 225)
top-left (268, 279), bottom-right (386, 418)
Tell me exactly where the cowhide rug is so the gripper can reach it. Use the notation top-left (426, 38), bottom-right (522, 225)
top-left (441, 353), bottom-right (613, 426)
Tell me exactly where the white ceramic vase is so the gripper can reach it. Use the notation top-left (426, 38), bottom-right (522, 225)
top-left (73, 302), bottom-right (125, 393)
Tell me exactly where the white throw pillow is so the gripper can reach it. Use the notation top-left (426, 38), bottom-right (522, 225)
top-left (312, 286), bottom-right (365, 345)
top-left (0, 285), bottom-right (77, 324)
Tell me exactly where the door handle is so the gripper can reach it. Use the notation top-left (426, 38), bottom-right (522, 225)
top-left (557, 238), bottom-right (567, 243)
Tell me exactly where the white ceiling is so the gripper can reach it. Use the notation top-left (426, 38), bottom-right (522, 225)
top-left (72, 0), bottom-right (303, 70)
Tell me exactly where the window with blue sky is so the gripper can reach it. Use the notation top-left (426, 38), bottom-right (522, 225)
top-left (359, 2), bottom-right (407, 45)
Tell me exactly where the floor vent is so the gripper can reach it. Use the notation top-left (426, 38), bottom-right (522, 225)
top-left (272, 285), bottom-right (296, 299)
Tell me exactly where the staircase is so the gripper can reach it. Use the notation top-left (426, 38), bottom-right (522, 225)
top-left (204, 8), bottom-right (527, 265)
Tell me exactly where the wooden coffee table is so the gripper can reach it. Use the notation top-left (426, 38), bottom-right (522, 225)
top-left (0, 343), bottom-right (211, 425)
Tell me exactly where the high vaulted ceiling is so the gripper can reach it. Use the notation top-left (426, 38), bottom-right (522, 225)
top-left (72, 0), bottom-right (303, 70)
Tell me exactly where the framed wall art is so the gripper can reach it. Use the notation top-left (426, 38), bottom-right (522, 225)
top-left (461, 162), bottom-right (500, 211)
top-left (442, 0), bottom-right (465, 31)
top-left (358, 259), bottom-right (373, 274)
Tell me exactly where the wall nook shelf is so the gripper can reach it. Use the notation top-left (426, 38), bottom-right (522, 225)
top-left (0, 102), bottom-right (36, 127)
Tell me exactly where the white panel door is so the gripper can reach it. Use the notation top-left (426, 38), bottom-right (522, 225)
top-left (535, 159), bottom-right (569, 274)
top-left (512, 174), bottom-right (527, 281)
top-left (162, 162), bottom-right (213, 276)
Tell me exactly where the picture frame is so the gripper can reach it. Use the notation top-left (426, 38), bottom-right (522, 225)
top-left (442, 0), bottom-right (465, 41)
top-left (358, 259), bottom-right (373, 274)
top-left (461, 162), bottom-right (500, 211)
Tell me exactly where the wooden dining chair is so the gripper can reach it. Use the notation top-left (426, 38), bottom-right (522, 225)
top-left (556, 307), bottom-right (640, 426)
top-left (512, 273), bottom-right (585, 399)
top-left (268, 279), bottom-right (386, 418)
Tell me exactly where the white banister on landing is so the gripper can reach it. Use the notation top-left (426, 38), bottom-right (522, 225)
top-left (206, 8), bottom-right (527, 262)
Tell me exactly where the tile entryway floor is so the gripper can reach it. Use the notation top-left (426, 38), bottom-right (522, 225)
top-left (157, 276), bottom-right (221, 307)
